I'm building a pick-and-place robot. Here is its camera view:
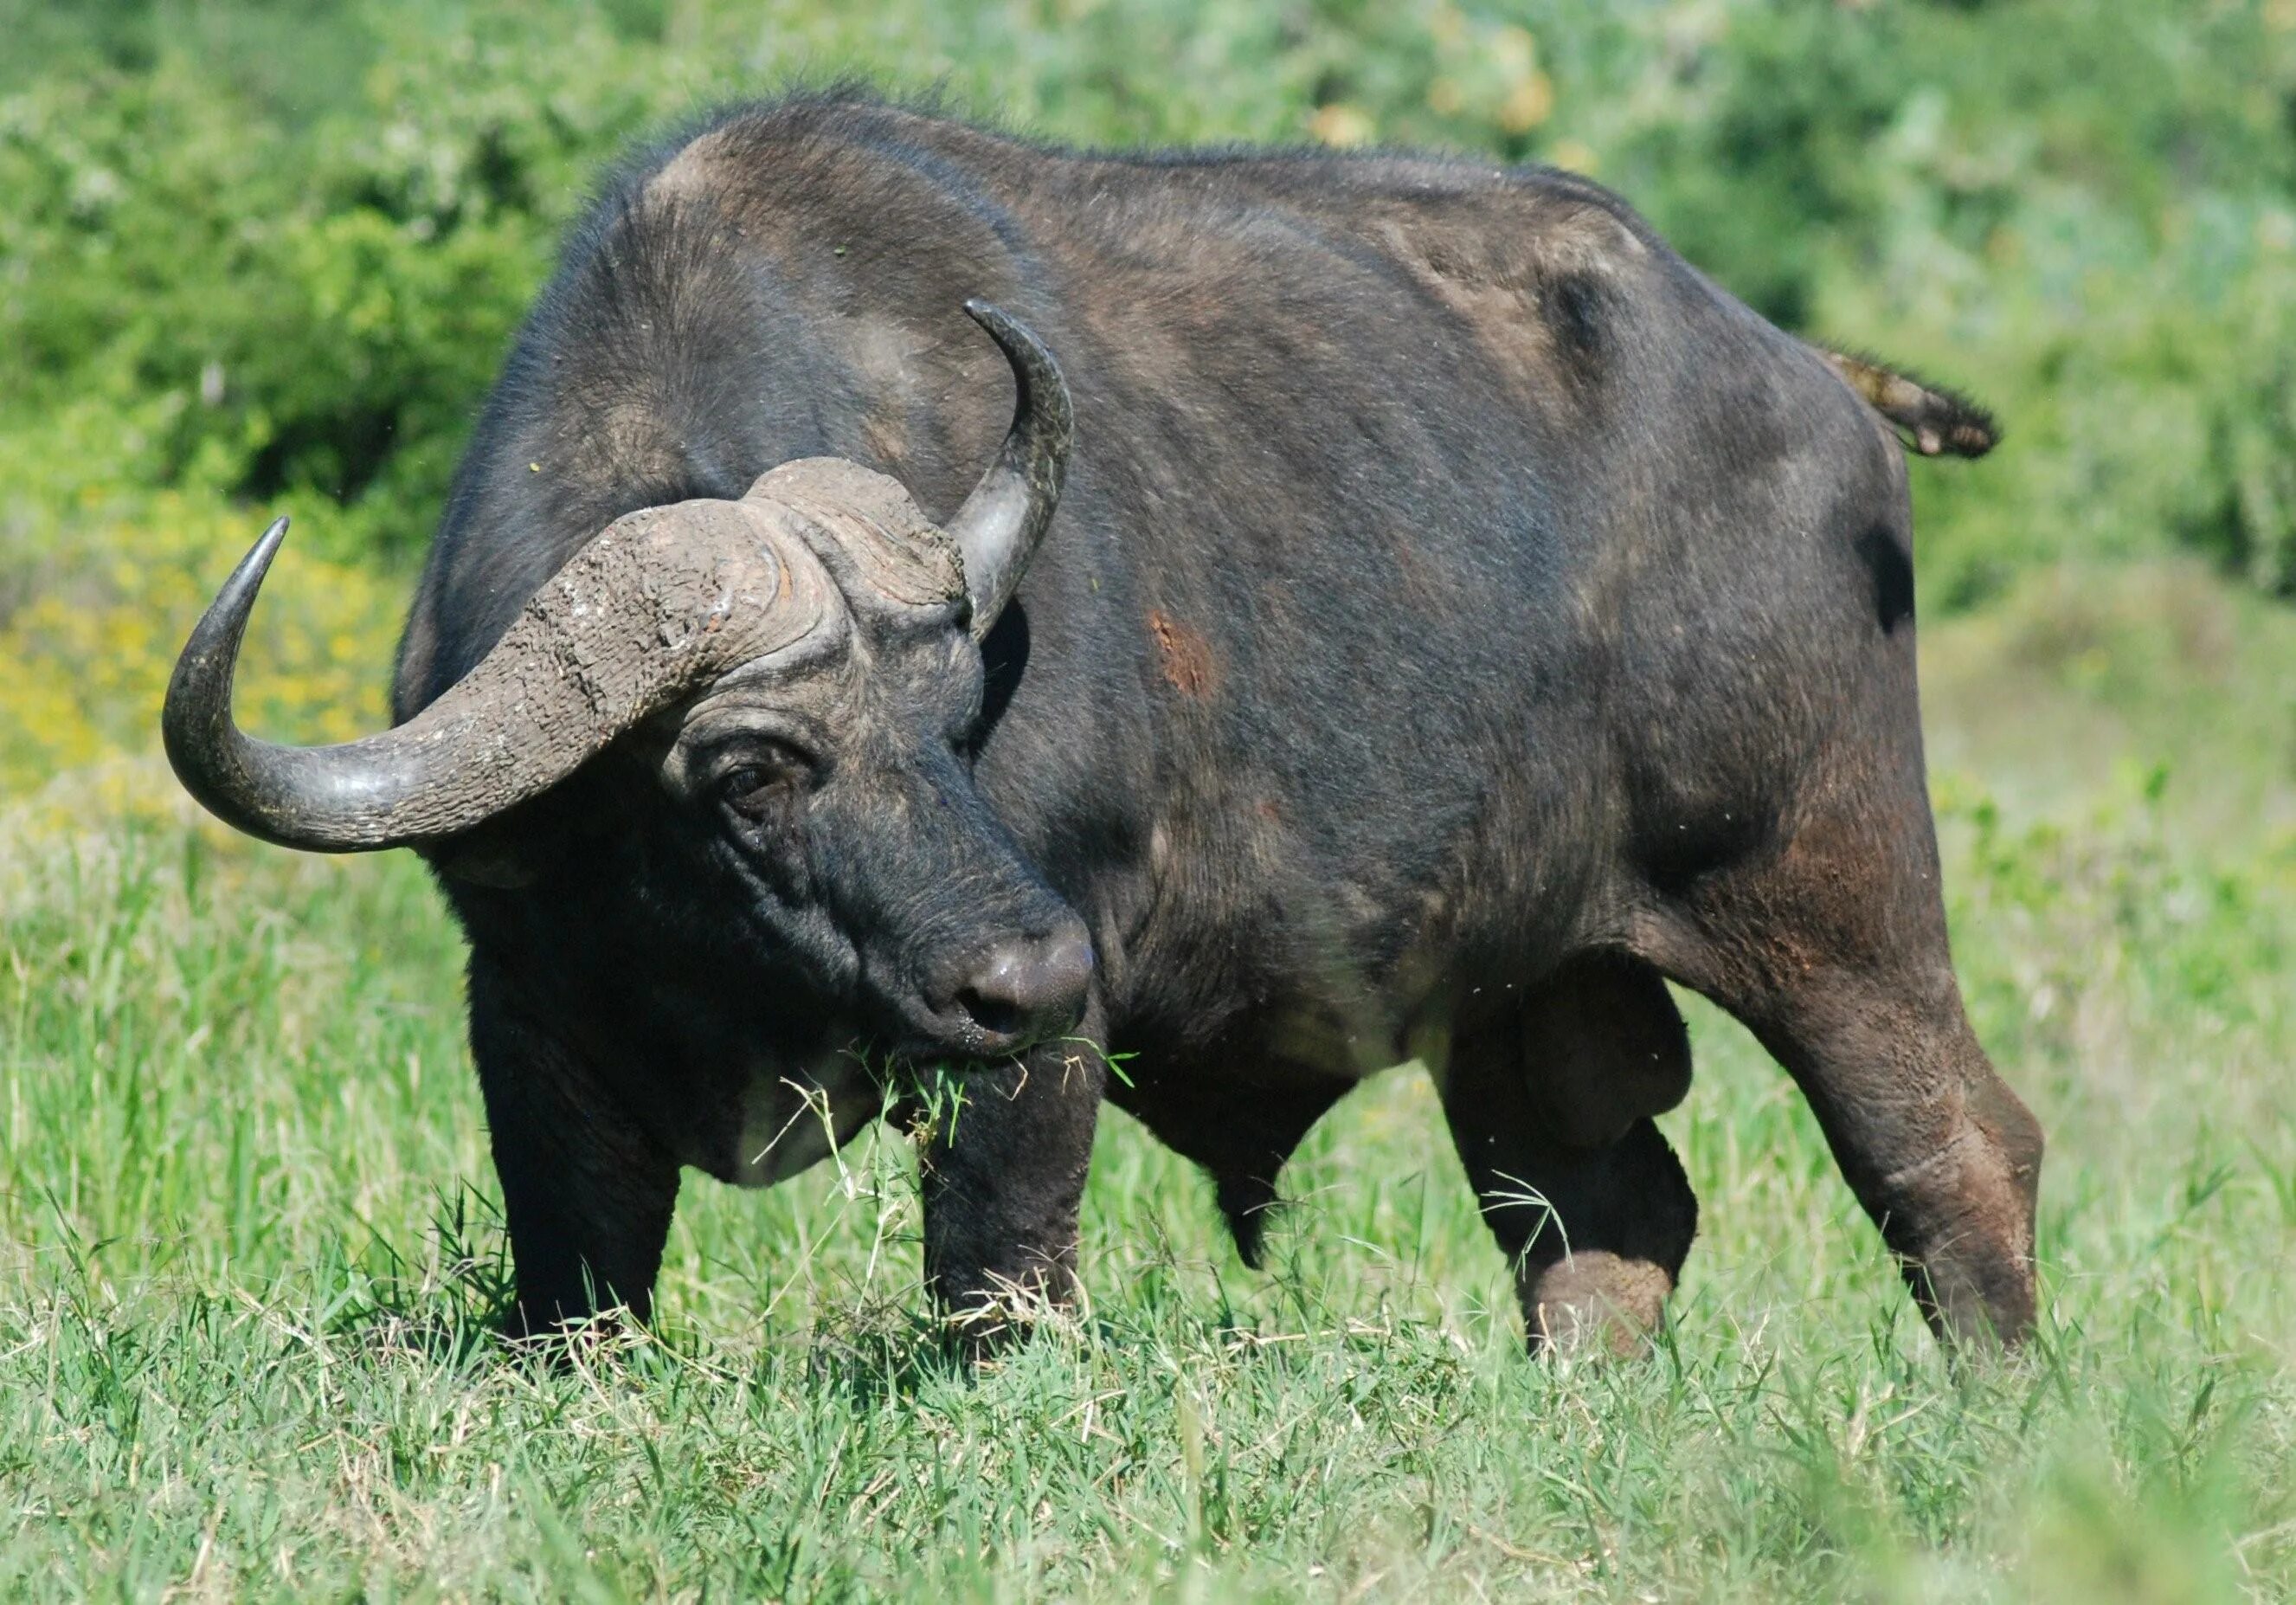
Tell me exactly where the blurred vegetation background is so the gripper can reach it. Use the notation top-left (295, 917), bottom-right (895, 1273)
top-left (3, 0), bottom-right (2295, 800)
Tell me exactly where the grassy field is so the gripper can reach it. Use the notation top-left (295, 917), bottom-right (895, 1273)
top-left (3, 0), bottom-right (2296, 1597)
top-left (0, 564), bottom-right (2290, 1600)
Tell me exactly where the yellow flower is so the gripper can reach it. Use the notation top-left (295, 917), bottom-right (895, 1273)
top-left (1309, 104), bottom-right (1376, 149)
top-left (1497, 71), bottom-right (1553, 136)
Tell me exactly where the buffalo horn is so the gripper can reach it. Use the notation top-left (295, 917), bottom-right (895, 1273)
top-left (162, 499), bottom-right (827, 853)
top-left (944, 300), bottom-right (1074, 639)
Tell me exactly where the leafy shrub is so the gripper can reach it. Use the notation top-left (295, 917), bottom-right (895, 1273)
top-left (3, 0), bottom-right (2294, 792)
top-left (0, 427), bottom-right (401, 784)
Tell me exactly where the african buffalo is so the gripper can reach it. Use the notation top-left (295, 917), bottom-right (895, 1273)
top-left (165, 94), bottom-right (2042, 1352)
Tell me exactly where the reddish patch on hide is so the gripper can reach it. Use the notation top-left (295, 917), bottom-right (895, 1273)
top-left (1148, 609), bottom-right (1218, 699)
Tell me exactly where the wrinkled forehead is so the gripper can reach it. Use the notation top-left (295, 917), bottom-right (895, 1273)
top-left (747, 457), bottom-right (968, 616)
top-left (676, 459), bottom-right (974, 722)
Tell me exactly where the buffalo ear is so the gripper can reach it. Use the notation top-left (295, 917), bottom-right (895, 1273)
top-left (423, 809), bottom-right (550, 890)
top-left (431, 837), bottom-right (539, 890)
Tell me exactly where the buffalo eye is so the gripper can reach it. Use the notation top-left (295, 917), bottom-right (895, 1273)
top-left (717, 755), bottom-right (802, 822)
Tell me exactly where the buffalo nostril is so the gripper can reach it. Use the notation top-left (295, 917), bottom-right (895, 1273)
top-left (953, 983), bottom-right (1028, 1042)
top-left (942, 926), bottom-right (1095, 1049)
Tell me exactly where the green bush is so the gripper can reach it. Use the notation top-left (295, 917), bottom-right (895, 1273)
top-left (1, 0), bottom-right (2291, 766)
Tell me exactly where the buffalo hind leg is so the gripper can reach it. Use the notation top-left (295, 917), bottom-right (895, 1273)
top-left (1643, 794), bottom-right (2044, 1348)
top-left (911, 1022), bottom-right (1108, 1349)
top-left (468, 957), bottom-right (682, 1340)
top-left (1442, 955), bottom-right (1700, 1355)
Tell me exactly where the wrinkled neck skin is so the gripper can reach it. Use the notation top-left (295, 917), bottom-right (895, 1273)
top-left (438, 474), bottom-right (1084, 1189)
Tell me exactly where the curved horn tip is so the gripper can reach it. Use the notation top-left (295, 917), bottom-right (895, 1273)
top-left (962, 301), bottom-right (1067, 409)
top-left (235, 513), bottom-right (293, 582)
top-left (201, 514), bottom-right (294, 624)
top-left (168, 514), bottom-right (292, 684)
top-left (947, 299), bottom-right (1075, 639)
top-left (162, 514), bottom-right (293, 820)
top-left (248, 512), bottom-right (291, 575)
top-left (188, 513), bottom-right (292, 657)
top-left (961, 296), bottom-right (1018, 339)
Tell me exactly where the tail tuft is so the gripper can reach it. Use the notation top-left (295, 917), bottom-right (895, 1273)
top-left (1817, 346), bottom-right (1998, 459)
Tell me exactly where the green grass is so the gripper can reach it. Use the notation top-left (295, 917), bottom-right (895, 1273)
top-left (2, 581), bottom-right (2291, 1600)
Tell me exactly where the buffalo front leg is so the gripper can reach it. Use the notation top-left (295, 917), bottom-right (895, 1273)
top-left (468, 957), bottom-right (681, 1339)
top-left (1439, 956), bottom-right (1701, 1356)
top-left (910, 1026), bottom-right (1108, 1346)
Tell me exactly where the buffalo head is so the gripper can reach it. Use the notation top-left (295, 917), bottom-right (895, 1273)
top-left (164, 301), bottom-right (1093, 1060)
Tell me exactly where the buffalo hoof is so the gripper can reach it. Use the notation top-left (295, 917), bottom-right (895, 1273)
top-left (1523, 1249), bottom-right (1675, 1357)
top-left (933, 1266), bottom-right (1080, 1363)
